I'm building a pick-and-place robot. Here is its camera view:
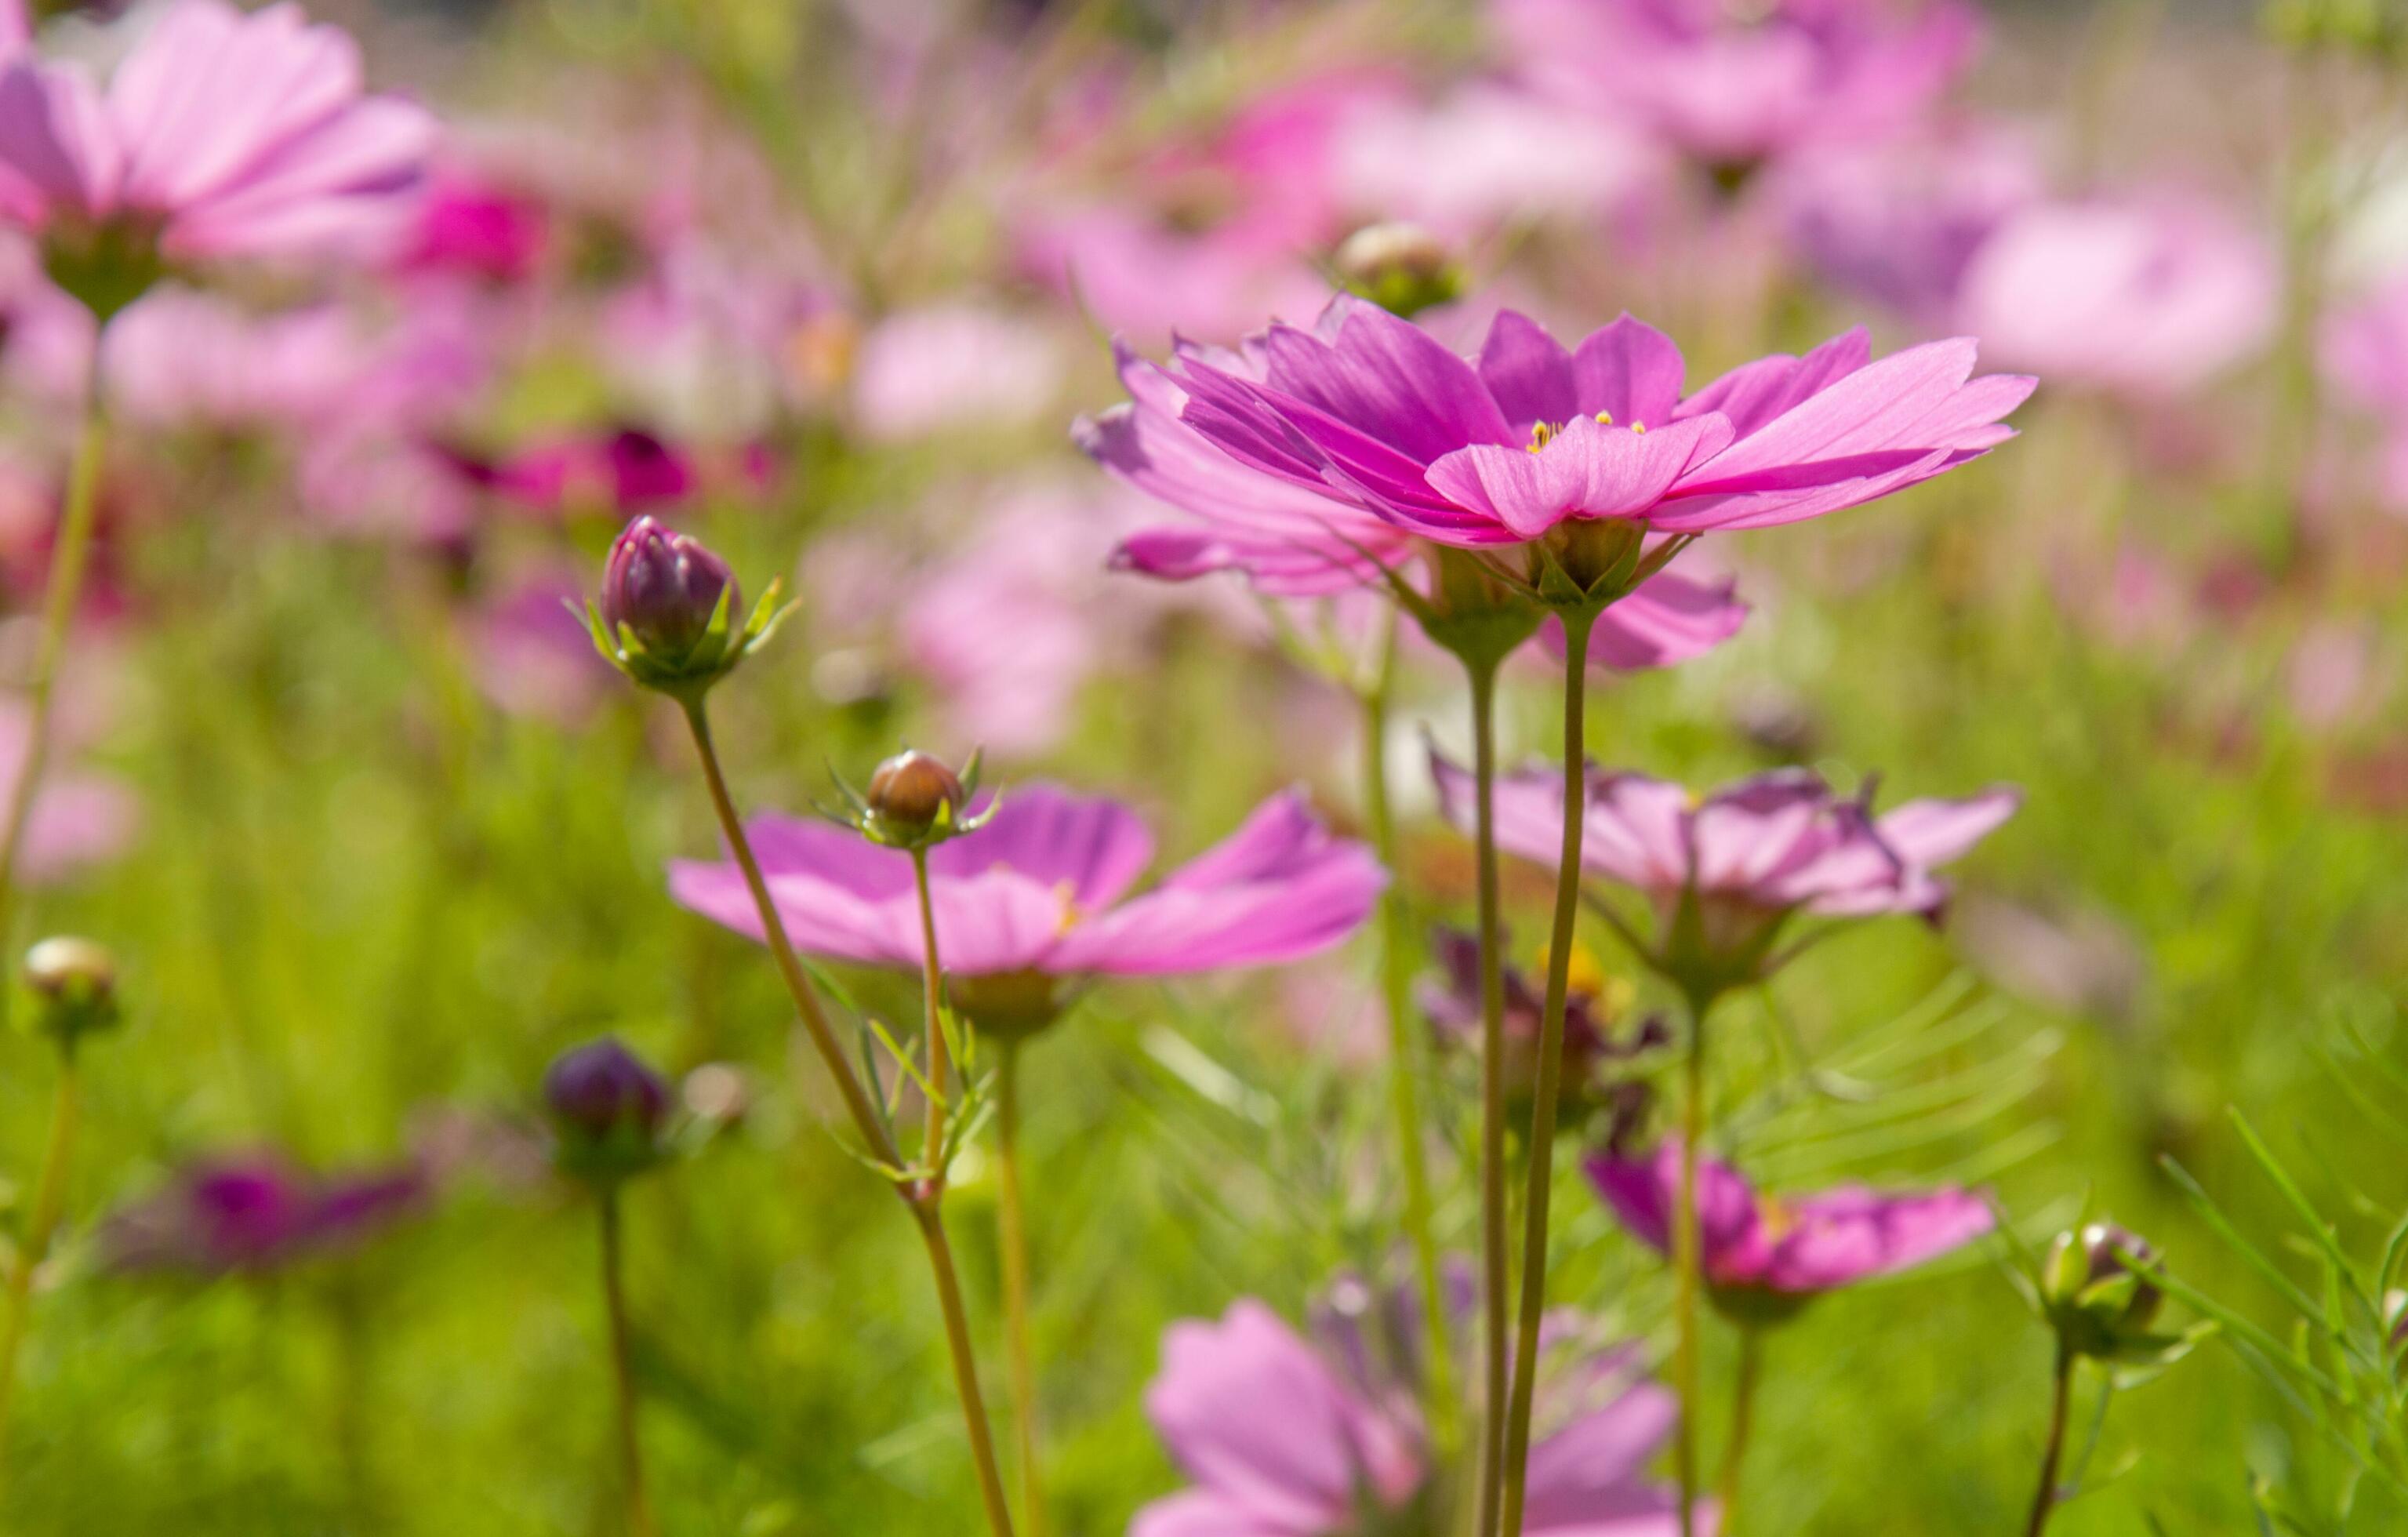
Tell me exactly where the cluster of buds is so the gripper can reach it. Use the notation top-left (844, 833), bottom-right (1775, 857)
top-left (24, 936), bottom-right (121, 1048)
top-left (543, 1037), bottom-right (673, 1188)
top-left (831, 747), bottom-right (997, 852)
top-left (2031, 1221), bottom-right (2209, 1372)
top-left (582, 515), bottom-right (793, 703)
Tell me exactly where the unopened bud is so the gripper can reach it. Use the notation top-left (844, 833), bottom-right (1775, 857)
top-left (601, 515), bottom-right (736, 662)
top-left (543, 1037), bottom-right (670, 1185)
top-left (1334, 223), bottom-right (1463, 320)
top-left (867, 750), bottom-right (965, 832)
top-left (2043, 1221), bottom-right (2165, 1357)
top-left (24, 936), bottom-right (118, 1043)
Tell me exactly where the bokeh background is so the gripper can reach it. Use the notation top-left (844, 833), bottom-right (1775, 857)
top-left (0, 0), bottom-right (2403, 1530)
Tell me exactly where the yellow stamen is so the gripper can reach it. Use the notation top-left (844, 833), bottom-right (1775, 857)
top-left (1527, 421), bottom-right (1558, 452)
top-left (1632, 420), bottom-right (1647, 434)
top-left (1595, 410), bottom-right (1614, 427)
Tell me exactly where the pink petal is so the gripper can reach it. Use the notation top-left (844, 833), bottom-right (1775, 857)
top-left (1259, 295), bottom-right (1514, 462)
top-left (924, 783), bottom-right (1155, 910)
top-left (1423, 413), bottom-right (1731, 540)
top-left (1571, 314), bottom-right (1686, 427)
top-left (1873, 787), bottom-right (2020, 867)
top-left (0, 61), bottom-right (118, 220)
top-left (1477, 308), bottom-right (1578, 430)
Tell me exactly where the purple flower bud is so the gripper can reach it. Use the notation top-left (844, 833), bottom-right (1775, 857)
top-left (599, 515), bottom-right (738, 665)
top-left (543, 1037), bottom-right (669, 1143)
top-left (866, 749), bottom-right (965, 832)
top-left (543, 1038), bottom-right (670, 1186)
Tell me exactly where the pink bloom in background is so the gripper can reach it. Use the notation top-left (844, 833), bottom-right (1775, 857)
top-left (398, 164), bottom-right (549, 283)
top-left (1502, 0), bottom-right (1981, 177)
top-left (100, 1151), bottom-right (427, 1276)
top-left (850, 304), bottom-right (1066, 442)
top-left (1135, 1298), bottom-right (1693, 1536)
top-left (670, 785), bottom-right (1382, 1031)
top-left (1432, 757), bottom-right (2016, 980)
top-left (0, 699), bottom-right (136, 884)
top-left (1956, 198), bottom-right (2279, 398)
top-left (467, 570), bottom-right (616, 727)
top-left (1777, 123), bottom-right (2043, 328)
top-left (1331, 84), bottom-right (1663, 242)
top-left (1587, 1144), bottom-right (1992, 1298)
top-left (1108, 295), bottom-right (2027, 558)
top-left (438, 428), bottom-right (696, 519)
top-left (0, 0), bottom-right (435, 263)
top-left (103, 286), bottom-right (369, 433)
top-left (2322, 274), bottom-right (2408, 511)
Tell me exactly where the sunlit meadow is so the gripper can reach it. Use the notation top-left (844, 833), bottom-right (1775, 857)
top-left (0, 0), bottom-right (2397, 1532)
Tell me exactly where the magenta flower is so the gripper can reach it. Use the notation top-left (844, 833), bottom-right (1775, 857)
top-left (1136, 1298), bottom-right (1693, 1535)
top-left (0, 1), bottom-right (434, 275)
top-left (398, 165), bottom-right (549, 284)
top-left (1079, 328), bottom-right (1755, 668)
top-left (440, 428), bottom-right (696, 519)
top-left (670, 784), bottom-right (1382, 1036)
top-left (1956, 197), bottom-right (2278, 398)
top-left (1089, 296), bottom-right (2028, 572)
top-left (1587, 1145), bottom-right (1992, 1303)
top-left (1502, 0), bottom-right (1982, 179)
top-left (100, 1152), bottom-right (427, 1277)
top-left (1433, 757), bottom-right (2016, 990)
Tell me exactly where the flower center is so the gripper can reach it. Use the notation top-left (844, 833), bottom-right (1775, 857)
top-left (1524, 413), bottom-right (1648, 452)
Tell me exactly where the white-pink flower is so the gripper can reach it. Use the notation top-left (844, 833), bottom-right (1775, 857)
top-left (0, 1), bottom-right (434, 270)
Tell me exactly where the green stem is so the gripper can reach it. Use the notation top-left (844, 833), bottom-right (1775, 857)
top-left (1716, 1325), bottom-right (1763, 1534)
top-left (674, 699), bottom-right (1015, 1537)
top-left (600, 1190), bottom-right (657, 1537)
top-left (910, 848), bottom-right (950, 1199)
top-left (914, 1203), bottom-right (1021, 1537)
top-left (0, 395), bottom-right (108, 947)
top-left (1496, 609), bottom-right (1599, 1537)
top-left (1673, 991), bottom-right (1712, 1537)
top-left (0, 1044), bottom-right (82, 1487)
top-left (2024, 1345), bottom-right (2075, 1537)
top-left (1466, 656), bottom-right (1510, 1537)
top-left (996, 1044), bottom-right (1044, 1537)
top-left (1362, 620), bottom-right (1454, 1452)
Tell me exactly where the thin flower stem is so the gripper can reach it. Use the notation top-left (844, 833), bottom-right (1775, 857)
top-left (1716, 1324), bottom-right (1763, 1535)
top-left (599, 1190), bottom-right (657, 1537)
top-left (1361, 619), bottom-right (1455, 1453)
top-left (910, 848), bottom-right (950, 1197)
top-left (1496, 608), bottom-right (1599, 1537)
top-left (996, 1043), bottom-right (1045, 1537)
top-left (1673, 991), bottom-right (1713, 1537)
top-left (674, 699), bottom-right (1016, 1537)
top-left (914, 1202), bottom-right (1021, 1537)
top-left (1466, 655), bottom-right (1510, 1537)
top-left (2024, 1345), bottom-right (2076, 1537)
top-left (0, 394), bottom-right (108, 947)
top-left (0, 1043), bottom-right (82, 1482)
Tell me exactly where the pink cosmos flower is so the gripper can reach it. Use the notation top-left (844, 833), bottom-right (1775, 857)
top-left (1775, 122), bottom-right (2043, 328)
top-left (1137, 1297), bottom-right (1694, 1536)
top-left (100, 1151), bottom-right (427, 1276)
top-left (1090, 295), bottom-right (2028, 565)
top-left (0, 0), bottom-right (435, 265)
top-left (438, 428), bottom-right (696, 519)
top-left (102, 285), bottom-right (370, 433)
top-left (1432, 758), bottom-right (2016, 987)
top-left (398, 164), bottom-right (549, 283)
top-left (1331, 84), bottom-right (1663, 242)
top-left (1079, 329), bottom-right (1756, 671)
top-left (0, 697), bottom-right (136, 884)
top-left (1587, 1144), bottom-right (1992, 1299)
top-left (1502, 0), bottom-right (1982, 178)
top-left (669, 784), bottom-right (1382, 1035)
top-left (1956, 198), bottom-right (2279, 398)
top-left (467, 569), bottom-right (616, 727)
top-left (2322, 274), bottom-right (2408, 511)
top-left (851, 304), bottom-right (1066, 441)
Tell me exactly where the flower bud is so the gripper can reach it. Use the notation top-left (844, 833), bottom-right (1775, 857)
top-left (601, 516), bottom-right (735, 661)
top-left (1334, 223), bottom-right (1463, 320)
top-left (543, 1037), bottom-right (670, 1186)
top-left (868, 750), bottom-right (965, 833)
top-left (24, 936), bottom-right (119, 1044)
top-left (2043, 1221), bottom-right (2166, 1358)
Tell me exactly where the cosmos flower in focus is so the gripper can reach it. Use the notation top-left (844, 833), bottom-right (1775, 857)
top-left (100, 1152), bottom-right (427, 1276)
top-left (1433, 758), bottom-right (2017, 994)
top-left (1085, 296), bottom-right (2029, 610)
top-left (1587, 1145), bottom-right (1992, 1312)
top-left (1501, 0), bottom-right (1983, 184)
top-left (671, 784), bottom-right (1382, 1040)
top-left (1956, 197), bottom-right (2279, 398)
top-left (0, 0), bottom-right (436, 312)
top-left (1135, 1295), bottom-right (1694, 1535)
